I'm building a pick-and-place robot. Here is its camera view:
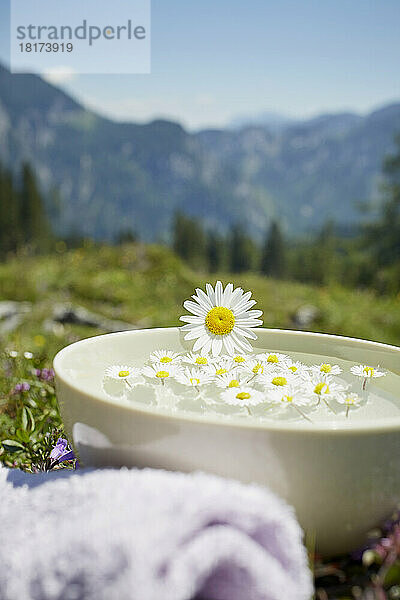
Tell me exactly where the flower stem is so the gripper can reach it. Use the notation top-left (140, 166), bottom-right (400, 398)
top-left (346, 405), bottom-right (350, 418)
top-left (294, 405), bottom-right (313, 423)
top-left (322, 396), bottom-right (336, 414)
top-left (246, 405), bottom-right (252, 416)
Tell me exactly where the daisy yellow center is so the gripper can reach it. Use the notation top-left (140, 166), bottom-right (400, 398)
top-left (196, 357), bottom-right (208, 365)
top-left (228, 379), bottom-right (240, 388)
top-left (267, 355), bottom-right (279, 363)
top-left (160, 356), bottom-right (172, 363)
top-left (156, 370), bottom-right (169, 379)
top-left (216, 368), bottom-right (228, 375)
top-left (345, 396), bottom-right (355, 404)
top-left (190, 378), bottom-right (200, 385)
top-left (252, 363), bottom-right (263, 374)
top-left (234, 356), bottom-right (245, 363)
top-left (205, 306), bottom-right (235, 336)
top-left (236, 392), bottom-right (251, 400)
top-left (289, 365), bottom-right (297, 372)
top-left (282, 395), bottom-right (293, 403)
top-left (272, 376), bottom-right (287, 386)
top-left (314, 382), bottom-right (329, 395)
top-left (320, 364), bottom-right (332, 373)
top-left (363, 366), bottom-right (374, 376)
top-left (118, 370), bottom-right (130, 377)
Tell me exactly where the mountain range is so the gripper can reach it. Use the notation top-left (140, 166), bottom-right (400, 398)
top-left (0, 63), bottom-right (399, 241)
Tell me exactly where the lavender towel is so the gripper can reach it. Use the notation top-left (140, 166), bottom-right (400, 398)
top-left (0, 466), bottom-right (312, 600)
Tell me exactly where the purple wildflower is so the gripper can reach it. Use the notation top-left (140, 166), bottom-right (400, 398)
top-left (36, 368), bottom-right (55, 382)
top-left (50, 437), bottom-right (75, 463)
top-left (13, 382), bottom-right (30, 394)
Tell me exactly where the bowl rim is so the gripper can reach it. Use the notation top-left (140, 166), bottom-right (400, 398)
top-left (53, 327), bottom-right (400, 435)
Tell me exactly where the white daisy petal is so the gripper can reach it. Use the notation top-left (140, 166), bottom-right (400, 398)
top-left (212, 337), bottom-right (223, 356)
top-left (206, 283), bottom-right (215, 305)
top-left (223, 283), bottom-right (234, 306)
top-left (223, 335), bottom-right (235, 355)
top-left (183, 300), bottom-right (207, 317)
top-left (232, 300), bottom-right (257, 315)
top-left (215, 280), bottom-right (223, 305)
top-left (194, 288), bottom-right (213, 310)
top-left (235, 327), bottom-right (258, 340)
top-left (179, 315), bottom-right (204, 324)
top-left (193, 334), bottom-right (210, 351)
top-left (184, 326), bottom-right (208, 340)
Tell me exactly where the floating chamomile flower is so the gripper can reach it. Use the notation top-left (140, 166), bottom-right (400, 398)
top-left (180, 281), bottom-right (263, 356)
top-left (256, 352), bottom-right (290, 365)
top-left (149, 350), bottom-right (181, 364)
top-left (104, 365), bottom-right (137, 381)
top-left (183, 352), bottom-right (215, 367)
top-left (268, 384), bottom-right (313, 422)
top-left (205, 357), bottom-right (233, 377)
top-left (307, 375), bottom-right (347, 413)
top-left (350, 364), bottom-right (386, 390)
top-left (175, 367), bottom-right (214, 390)
top-left (231, 353), bottom-right (254, 367)
top-left (142, 363), bottom-right (180, 385)
top-left (221, 386), bottom-right (264, 413)
top-left (243, 359), bottom-right (270, 382)
top-left (311, 363), bottom-right (342, 376)
top-left (215, 370), bottom-right (248, 389)
top-left (282, 360), bottom-right (309, 378)
top-left (259, 372), bottom-right (297, 390)
top-left (337, 392), bottom-right (362, 417)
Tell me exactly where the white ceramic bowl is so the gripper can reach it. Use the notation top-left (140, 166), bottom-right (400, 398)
top-left (54, 327), bottom-right (400, 556)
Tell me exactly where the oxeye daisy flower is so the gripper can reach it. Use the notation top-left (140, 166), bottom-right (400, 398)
top-left (311, 363), bottom-right (342, 376)
top-left (149, 350), bottom-right (181, 364)
top-left (180, 281), bottom-right (263, 356)
top-left (268, 384), bottom-right (313, 422)
top-left (337, 392), bottom-right (362, 417)
top-left (221, 386), bottom-right (264, 414)
top-left (215, 370), bottom-right (248, 389)
top-left (256, 352), bottom-right (290, 365)
top-left (175, 367), bottom-right (214, 391)
top-left (142, 363), bottom-right (179, 385)
top-left (350, 364), bottom-right (386, 390)
top-left (183, 352), bottom-right (215, 367)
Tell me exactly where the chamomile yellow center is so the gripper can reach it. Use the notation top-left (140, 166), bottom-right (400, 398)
top-left (118, 370), bottom-right (130, 377)
top-left (190, 378), bottom-right (200, 385)
top-left (236, 392), bottom-right (251, 400)
top-left (267, 354), bottom-right (279, 363)
top-left (156, 370), bottom-right (169, 379)
top-left (160, 356), bottom-right (172, 363)
top-left (234, 356), bottom-right (245, 363)
top-left (363, 366), bottom-right (374, 377)
top-left (314, 382), bottom-right (330, 395)
top-left (345, 396), bottom-right (355, 404)
top-left (282, 394), bottom-right (293, 403)
top-left (289, 365), bottom-right (297, 372)
top-left (205, 306), bottom-right (235, 336)
top-left (195, 357), bottom-right (208, 365)
top-left (252, 363), bottom-right (264, 374)
top-left (320, 364), bottom-right (332, 373)
top-left (216, 368), bottom-right (228, 375)
top-left (228, 379), bottom-right (240, 388)
top-left (272, 376), bottom-right (287, 386)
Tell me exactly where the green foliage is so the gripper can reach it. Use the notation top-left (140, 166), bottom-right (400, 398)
top-left (0, 351), bottom-right (66, 471)
top-left (260, 220), bottom-right (287, 279)
top-left (0, 161), bottom-right (53, 258)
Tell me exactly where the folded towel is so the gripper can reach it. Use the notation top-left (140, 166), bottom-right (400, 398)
top-left (0, 466), bottom-right (312, 600)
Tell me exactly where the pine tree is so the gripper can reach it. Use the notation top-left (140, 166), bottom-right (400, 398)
top-left (206, 230), bottom-right (225, 273)
top-left (0, 164), bottom-right (20, 256)
top-left (172, 211), bottom-right (206, 270)
top-left (260, 220), bottom-right (287, 278)
top-left (19, 163), bottom-right (51, 252)
top-left (229, 225), bottom-right (254, 273)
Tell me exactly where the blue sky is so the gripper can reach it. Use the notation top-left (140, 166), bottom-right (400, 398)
top-left (1, 0), bottom-right (400, 129)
